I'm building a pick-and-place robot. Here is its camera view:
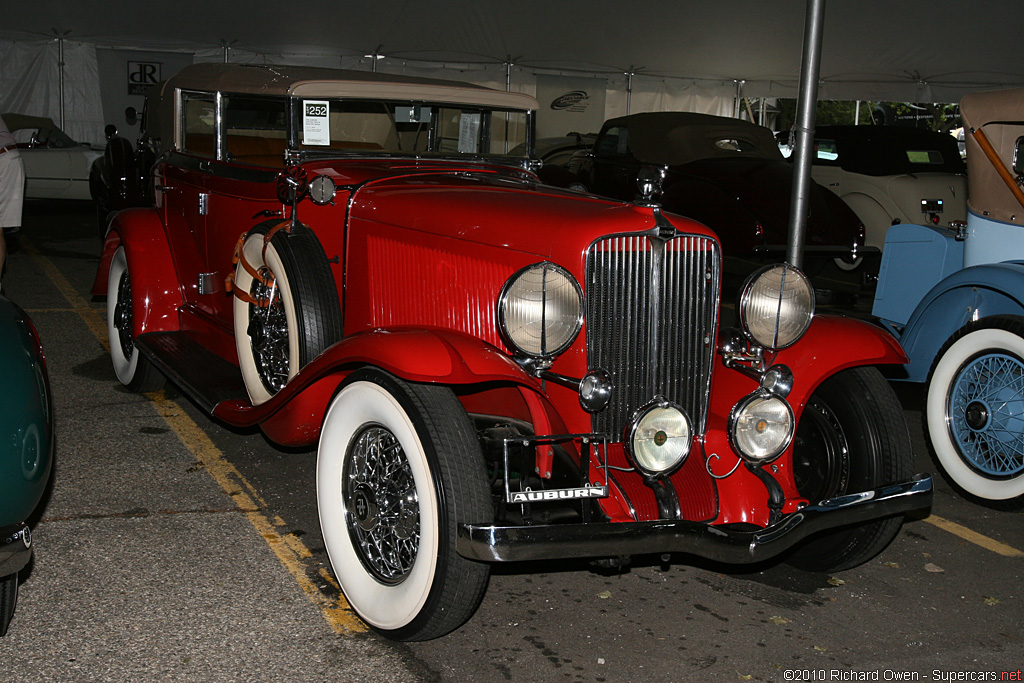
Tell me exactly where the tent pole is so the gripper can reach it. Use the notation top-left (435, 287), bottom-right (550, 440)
top-left (733, 80), bottom-right (744, 118)
top-left (786, 0), bottom-right (826, 269)
top-left (626, 70), bottom-right (634, 115)
top-left (55, 32), bottom-right (68, 130)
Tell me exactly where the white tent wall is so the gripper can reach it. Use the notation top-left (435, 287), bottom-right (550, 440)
top-left (194, 47), bottom-right (734, 126)
top-left (5, 0), bottom-right (1023, 149)
top-left (0, 39), bottom-right (104, 145)
top-left (95, 48), bottom-right (193, 140)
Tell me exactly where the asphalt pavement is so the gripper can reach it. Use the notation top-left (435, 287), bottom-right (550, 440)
top-left (1, 201), bottom-right (1021, 683)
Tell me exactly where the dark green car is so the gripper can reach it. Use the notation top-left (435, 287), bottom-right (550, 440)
top-left (0, 294), bottom-right (53, 637)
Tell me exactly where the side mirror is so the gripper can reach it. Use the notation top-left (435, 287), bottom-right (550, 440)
top-left (1013, 136), bottom-right (1024, 176)
top-left (124, 106), bottom-right (138, 126)
top-left (104, 124), bottom-right (118, 140)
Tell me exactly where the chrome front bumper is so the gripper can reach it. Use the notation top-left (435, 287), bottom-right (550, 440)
top-left (457, 474), bottom-right (932, 564)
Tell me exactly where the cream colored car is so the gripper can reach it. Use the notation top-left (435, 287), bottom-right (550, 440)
top-left (808, 125), bottom-right (967, 259)
top-left (3, 113), bottom-right (102, 201)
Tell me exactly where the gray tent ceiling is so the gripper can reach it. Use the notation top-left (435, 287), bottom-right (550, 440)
top-left (3, 0), bottom-right (1023, 102)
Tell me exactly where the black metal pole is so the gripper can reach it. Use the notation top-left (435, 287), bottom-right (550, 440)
top-left (786, 0), bottom-right (826, 268)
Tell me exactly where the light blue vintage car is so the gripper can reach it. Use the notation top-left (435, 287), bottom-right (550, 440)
top-left (0, 294), bottom-right (53, 636)
top-left (872, 87), bottom-right (1024, 503)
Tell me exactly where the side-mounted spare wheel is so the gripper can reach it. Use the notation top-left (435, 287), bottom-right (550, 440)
top-left (925, 315), bottom-right (1024, 503)
top-left (106, 246), bottom-right (165, 392)
top-left (232, 220), bottom-right (342, 405)
top-left (317, 369), bottom-right (491, 641)
top-left (787, 366), bottom-right (913, 571)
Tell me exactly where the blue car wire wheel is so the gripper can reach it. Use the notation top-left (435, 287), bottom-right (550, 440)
top-left (926, 316), bottom-right (1024, 501)
top-left (949, 352), bottom-right (1024, 476)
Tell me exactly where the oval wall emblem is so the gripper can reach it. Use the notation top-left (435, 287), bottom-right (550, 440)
top-left (551, 91), bottom-right (589, 110)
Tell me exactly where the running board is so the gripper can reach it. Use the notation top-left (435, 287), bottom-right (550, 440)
top-left (136, 331), bottom-right (248, 413)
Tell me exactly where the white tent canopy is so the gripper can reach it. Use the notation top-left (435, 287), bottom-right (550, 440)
top-left (2, 0), bottom-right (1023, 144)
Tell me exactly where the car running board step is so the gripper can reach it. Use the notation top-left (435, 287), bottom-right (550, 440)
top-left (136, 331), bottom-right (248, 413)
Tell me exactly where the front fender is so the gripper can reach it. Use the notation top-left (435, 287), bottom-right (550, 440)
top-left (705, 314), bottom-right (907, 526)
top-left (895, 262), bottom-right (1024, 382)
top-left (214, 327), bottom-right (537, 438)
top-left (315, 327), bottom-right (534, 385)
top-left (773, 314), bottom-right (908, 406)
top-left (92, 208), bottom-right (181, 337)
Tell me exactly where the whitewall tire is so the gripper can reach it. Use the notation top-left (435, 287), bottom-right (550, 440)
top-left (106, 246), bottom-right (164, 392)
top-left (317, 370), bottom-right (490, 641)
top-left (925, 316), bottom-right (1024, 501)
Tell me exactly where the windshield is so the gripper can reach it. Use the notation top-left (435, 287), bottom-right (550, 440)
top-left (293, 99), bottom-right (531, 158)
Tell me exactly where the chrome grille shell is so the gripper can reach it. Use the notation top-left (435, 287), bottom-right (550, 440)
top-left (585, 231), bottom-right (721, 437)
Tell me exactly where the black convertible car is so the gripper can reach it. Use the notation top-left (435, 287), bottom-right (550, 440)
top-left (569, 112), bottom-right (865, 261)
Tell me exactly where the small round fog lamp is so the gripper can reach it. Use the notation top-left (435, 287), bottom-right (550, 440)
top-left (625, 401), bottom-right (692, 475)
top-left (729, 392), bottom-right (795, 463)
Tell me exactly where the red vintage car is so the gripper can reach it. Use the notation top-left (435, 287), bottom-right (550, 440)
top-left (93, 63), bottom-right (931, 641)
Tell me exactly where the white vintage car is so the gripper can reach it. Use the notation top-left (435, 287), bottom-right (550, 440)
top-left (808, 125), bottom-right (967, 254)
top-left (3, 114), bottom-right (102, 201)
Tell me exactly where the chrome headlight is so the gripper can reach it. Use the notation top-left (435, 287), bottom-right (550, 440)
top-left (498, 263), bottom-right (583, 358)
top-left (625, 400), bottom-right (692, 476)
top-left (729, 392), bottom-right (795, 464)
top-left (738, 263), bottom-right (814, 350)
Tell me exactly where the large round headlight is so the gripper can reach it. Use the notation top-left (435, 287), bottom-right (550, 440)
top-left (625, 400), bottom-right (692, 475)
top-left (729, 392), bottom-right (795, 463)
top-left (738, 264), bottom-right (814, 350)
top-left (498, 262), bottom-right (583, 358)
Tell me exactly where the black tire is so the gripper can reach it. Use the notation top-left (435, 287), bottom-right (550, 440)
top-left (787, 367), bottom-right (913, 571)
top-left (317, 369), bottom-right (491, 641)
top-left (924, 315), bottom-right (1024, 503)
top-left (0, 573), bottom-right (18, 637)
top-left (106, 246), bottom-right (165, 392)
top-left (232, 221), bottom-right (342, 405)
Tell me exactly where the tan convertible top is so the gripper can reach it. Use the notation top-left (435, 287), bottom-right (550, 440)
top-left (162, 63), bottom-right (538, 110)
top-left (961, 87), bottom-right (1024, 223)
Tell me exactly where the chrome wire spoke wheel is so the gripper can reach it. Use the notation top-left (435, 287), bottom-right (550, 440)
top-left (232, 221), bottom-right (342, 406)
top-left (114, 269), bottom-right (135, 361)
top-left (948, 352), bottom-right (1024, 479)
top-left (343, 425), bottom-right (419, 583)
top-left (105, 246), bottom-right (164, 392)
top-left (317, 370), bottom-right (490, 640)
top-left (247, 269), bottom-right (290, 394)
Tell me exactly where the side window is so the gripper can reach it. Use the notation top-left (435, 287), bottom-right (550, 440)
top-left (437, 107), bottom-right (483, 154)
top-left (814, 138), bottom-right (840, 163)
top-left (905, 149), bottom-right (944, 165)
top-left (181, 91), bottom-right (216, 158)
top-left (223, 96), bottom-right (288, 167)
top-left (596, 126), bottom-right (629, 157)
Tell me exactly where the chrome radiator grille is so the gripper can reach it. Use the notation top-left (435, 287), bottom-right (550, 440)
top-left (585, 233), bottom-right (721, 437)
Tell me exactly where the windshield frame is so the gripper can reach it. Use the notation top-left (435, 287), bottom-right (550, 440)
top-left (286, 96), bottom-right (536, 164)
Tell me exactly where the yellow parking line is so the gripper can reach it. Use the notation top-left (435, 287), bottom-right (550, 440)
top-left (25, 243), bottom-right (111, 346)
top-left (28, 243), bottom-right (366, 635)
top-left (150, 393), bottom-right (365, 634)
top-left (924, 514), bottom-right (1024, 558)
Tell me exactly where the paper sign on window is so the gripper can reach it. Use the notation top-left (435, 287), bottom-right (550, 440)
top-left (302, 100), bottom-right (330, 146)
top-left (458, 113), bottom-right (481, 153)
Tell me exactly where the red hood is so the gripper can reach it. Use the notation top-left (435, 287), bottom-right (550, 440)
top-left (317, 160), bottom-right (719, 261)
